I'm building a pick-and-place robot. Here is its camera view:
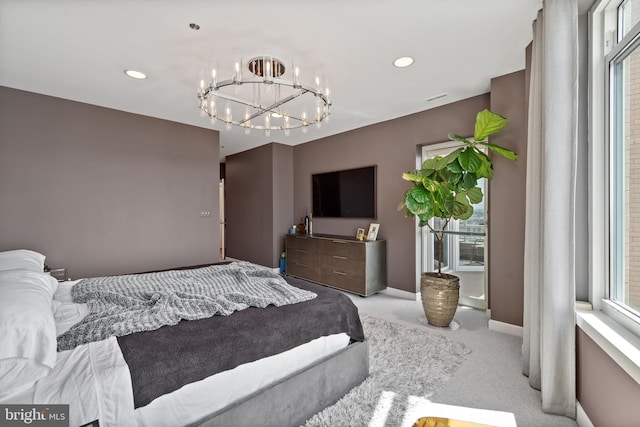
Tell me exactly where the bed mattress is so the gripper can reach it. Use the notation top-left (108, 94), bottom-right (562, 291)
top-left (1, 264), bottom-right (364, 427)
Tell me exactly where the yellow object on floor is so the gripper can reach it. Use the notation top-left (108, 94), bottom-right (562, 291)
top-left (412, 417), bottom-right (495, 427)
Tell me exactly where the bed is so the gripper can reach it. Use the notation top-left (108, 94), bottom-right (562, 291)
top-left (0, 250), bottom-right (369, 427)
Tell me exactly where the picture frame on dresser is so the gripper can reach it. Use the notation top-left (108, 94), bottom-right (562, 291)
top-left (366, 223), bottom-right (380, 241)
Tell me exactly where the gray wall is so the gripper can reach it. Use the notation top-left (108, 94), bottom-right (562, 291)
top-left (272, 143), bottom-right (294, 264)
top-left (577, 329), bottom-right (640, 425)
top-left (489, 71), bottom-right (528, 326)
top-left (293, 95), bottom-right (489, 293)
top-left (0, 86), bottom-right (220, 278)
top-left (225, 143), bottom-right (293, 268)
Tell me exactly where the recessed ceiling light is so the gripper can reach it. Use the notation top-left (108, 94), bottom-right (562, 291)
top-left (393, 56), bottom-right (414, 68)
top-left (124, 69), bottom-right (147, 79)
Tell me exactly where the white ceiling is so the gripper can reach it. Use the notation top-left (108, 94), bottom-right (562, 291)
top-left (0, 0), bottom-right (543, 159)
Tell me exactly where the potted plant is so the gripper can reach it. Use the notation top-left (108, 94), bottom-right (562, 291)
top-left (399, 109), bottom-right (517, 326)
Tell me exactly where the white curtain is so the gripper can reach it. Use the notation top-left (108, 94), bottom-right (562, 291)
top-left (523, 0), bottom-right (578, 418)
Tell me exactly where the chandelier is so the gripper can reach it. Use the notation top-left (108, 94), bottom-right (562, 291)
top-left (197, 54), bottom-right (331, 136)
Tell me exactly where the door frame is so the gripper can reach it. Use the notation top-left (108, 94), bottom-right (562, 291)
top-left (420, 141), bottom-right (488, 310)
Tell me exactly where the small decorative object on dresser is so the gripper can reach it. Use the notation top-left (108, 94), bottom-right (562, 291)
top-left (356, 228), bottom-right (366, 241)
top-left (366, 223), bottom-right (380, 241)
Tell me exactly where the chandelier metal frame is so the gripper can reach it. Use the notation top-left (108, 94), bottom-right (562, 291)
top-left (197, 56), bottom-right (331, 134)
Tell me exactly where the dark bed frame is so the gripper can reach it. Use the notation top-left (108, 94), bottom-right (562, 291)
top-left (195, 339), bottom-right (369, 427)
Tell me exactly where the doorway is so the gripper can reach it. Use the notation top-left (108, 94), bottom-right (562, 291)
top-left (219, 179), bottom-right (225, 259)
top-left (421, 141), bottom-right (488, 310)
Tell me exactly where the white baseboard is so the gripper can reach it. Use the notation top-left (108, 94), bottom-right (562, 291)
top-left (488, 319), bottom-right (524, 337)
top-left (381, 287), bottom-right (420, 301)
top-left (576, 401), bottom-right (594, 427)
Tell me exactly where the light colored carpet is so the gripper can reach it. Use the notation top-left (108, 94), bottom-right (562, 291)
top-left (304, 315), bottom-right (470, 427)
top-left (344, 293), bottom-right (579, 427)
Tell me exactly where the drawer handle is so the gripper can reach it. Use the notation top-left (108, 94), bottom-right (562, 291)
top-left (332, 270), bottom-right (347, 276)
top-left (333, 255), bottom-right (348, 260)
top-left (332, 240), bottom-right (349, 244)
top-left (296, 262), bottom-right (309, 267)
top-left (295, 249), bottom-right (308, 253)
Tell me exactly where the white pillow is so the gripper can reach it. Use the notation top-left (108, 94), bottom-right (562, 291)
top-left (0, 270), bottom-right (58, 398)
top-left (0, 249), bottom-right (46, 273)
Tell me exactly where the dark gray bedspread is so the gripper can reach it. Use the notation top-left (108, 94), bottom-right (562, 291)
top-left (116, 275), bottom-right (364, 408)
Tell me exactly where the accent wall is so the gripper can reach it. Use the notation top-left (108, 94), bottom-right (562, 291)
top-left (0, 86), bottom-right (220, 278)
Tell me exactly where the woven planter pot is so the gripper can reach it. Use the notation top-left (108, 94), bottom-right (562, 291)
top-left (420, 272), bottom-right (460, 327)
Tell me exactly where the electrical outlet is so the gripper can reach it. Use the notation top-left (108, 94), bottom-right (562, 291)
top-left (200, 210), bottom-right (211, 217)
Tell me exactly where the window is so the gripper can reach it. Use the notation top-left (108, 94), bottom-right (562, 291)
top-left (599, 0), bottom-right (640, 332)
top-left (619, 0), bottom-right (640, 39)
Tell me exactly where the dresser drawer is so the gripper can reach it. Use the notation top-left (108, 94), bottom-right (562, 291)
top-left (317, 239), bottom-right (365, 261)
top-left (288, 249), bottom-right (316, 266)
top-left (286, 235), bottom-right (318, 251)
top-left (287, 261), bottom-right (321, 282)
top-left (321, 268), bottom-right (364, 294)
top-left (320, 254), bottom-right (365, 277)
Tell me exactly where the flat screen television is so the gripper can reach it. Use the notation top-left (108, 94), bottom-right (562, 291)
top-left (312, 166), bottom-right (376, 218)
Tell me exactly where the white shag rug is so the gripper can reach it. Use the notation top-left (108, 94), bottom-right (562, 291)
top-left (303, 314), bottom-right (471, 427)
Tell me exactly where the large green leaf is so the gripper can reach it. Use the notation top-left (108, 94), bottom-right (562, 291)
top-left (422, 157), bottom-right (443, 170)
top-left (402, 169), bottom-right (433, 183)
top-left (474, 151), bottom-right (494, 179)
top-left (458, 147), bottom-right (483, 172)
top-left (474, 109), bottom-right (508, 141)
top-left (404, 186), bottom-right (432, 215)
top-left (408, 185), bottom-right (429, 203)
top-left (438, 168), bottom-right (462, 188)
top-left (424, 179), bottom-right (442, 193)
top-left (452, 196), bottom-right (470, 218)
top-left (448, 134), bottom-right (473, 145)
top-left (457, 204), bottom-right (474, 220)
top-left (417, 212), bottom-right (431, 227)
top-left (441, 194), bottom-right (455, 217)
top-left (446, 159), bottom-right (463, 173)
top-left (437, 147), bottom-right (464, 170)
top-left (462, 172), bottom-right (477, 189)
top-left (431, 184), bottom-right (448, 208)
top-left (478, 141), bottom-right (518, 160)
top-left (466, 186), bottom-right (483, 204)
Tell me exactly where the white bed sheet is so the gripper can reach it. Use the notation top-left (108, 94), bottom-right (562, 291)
top-left (2, 280), bottom-right (351, 427)
top-left (0, 336), bottom-right (135, 427)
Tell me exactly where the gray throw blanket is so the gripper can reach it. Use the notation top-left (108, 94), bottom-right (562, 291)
top-left (57, 261), bottom-right (316, 351)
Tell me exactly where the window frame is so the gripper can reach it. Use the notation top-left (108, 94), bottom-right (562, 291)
top-left (592, 0), bottom-right (640, 339)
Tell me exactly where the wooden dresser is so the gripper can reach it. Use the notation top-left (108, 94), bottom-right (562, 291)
top-left (285, 233), bottom-right (387, 296)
